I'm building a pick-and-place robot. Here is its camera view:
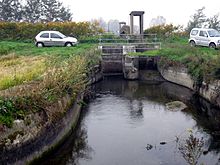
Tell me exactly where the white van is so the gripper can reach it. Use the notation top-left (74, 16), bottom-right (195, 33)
top-left (189, 28), bottom-right (220, 49)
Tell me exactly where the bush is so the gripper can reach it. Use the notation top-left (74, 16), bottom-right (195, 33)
top-left (0, 21), bottom-right (104, 41)
top-left (144, 24), bottom-right (188, 42)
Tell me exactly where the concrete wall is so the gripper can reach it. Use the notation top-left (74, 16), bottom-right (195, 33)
top-left (158, 65), bottom-right (194, 89)
top-left (158, 64), bottom-right (220, 108)
top-left (102, 54), bottom-right (123, 74)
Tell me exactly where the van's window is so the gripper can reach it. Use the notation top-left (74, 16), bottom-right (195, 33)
top-left (51, 33), bottom-right (62, 39)
top-left (199, 31), bottom-right (208, 37)
top-left (208, 29), bottom-right (220, 37)
top-left (40, 33), bottom-right (49, 38)
top-left (191, 30), bottom-right (198, 36)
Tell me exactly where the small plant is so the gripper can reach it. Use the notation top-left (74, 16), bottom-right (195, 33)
top-left (0, 98), bottom-right (23, 127)
top-left (178, 131), bottom-right (204, 165)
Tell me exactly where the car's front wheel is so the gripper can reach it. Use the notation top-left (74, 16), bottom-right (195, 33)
top-left (36, 42), bottom-right (44, 48)
top-left (65, 42), bottom-right (73, 47)
top-left (209, 43), bottom-right (216, 49)
top-left (189, 40), bottom-right (196, 47)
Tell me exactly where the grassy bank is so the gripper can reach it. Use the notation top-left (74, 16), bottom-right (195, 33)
top-left (159, 38), bottom-right (220, 82)
top-left (0, 41), bottom-right (100, 127)
top-left (129, 37), bottom-right (220, 82)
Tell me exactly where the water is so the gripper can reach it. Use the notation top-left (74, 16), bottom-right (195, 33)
top-left (39, 77), bottom-right (220, 165)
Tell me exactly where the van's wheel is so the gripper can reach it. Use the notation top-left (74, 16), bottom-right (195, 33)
top-left (209, 43), bottom-right (216, 49)
top-left (65, 42), bottom-right (73, 47)
top-left (190, 40), bottom-right (196, 47)
top-left (36, 42), bottom-right (44, 47)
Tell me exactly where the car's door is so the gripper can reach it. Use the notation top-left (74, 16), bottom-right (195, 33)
top-left (50, 33), bottom-right (64, 46)
top-left (198, 30), bottom-right (210, 46)
top-left (39, 33), bottom-right (50, 46)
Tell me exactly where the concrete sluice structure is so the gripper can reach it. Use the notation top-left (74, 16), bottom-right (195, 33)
top-left (99, 34), bottom-right (162, 80)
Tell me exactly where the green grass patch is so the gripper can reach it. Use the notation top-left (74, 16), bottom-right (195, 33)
top-left (0, 41), bottom-right (98, 90)
top-left (128, 50), bottom-right (160, 57)
top-left (0, 41), bottom-right (95, 58)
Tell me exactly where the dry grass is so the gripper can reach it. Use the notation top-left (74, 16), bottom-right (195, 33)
top-left (0, 54), bottom-right (46, 90)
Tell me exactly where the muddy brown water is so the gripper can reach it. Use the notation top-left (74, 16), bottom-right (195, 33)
top-left (33, 77), bottom-right (220, 165)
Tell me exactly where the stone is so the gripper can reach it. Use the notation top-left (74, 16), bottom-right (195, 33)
top-left (13, 120), bottom-right (25, 129)
top-left (124, 65), bottom-right (139, 80)
top-left (146, 144), bottom-right (153, 150)
top-left (165, 101), bottom-right (187, 111)
top-left (160, 142), bottom-right (167, 145)
top-left (5, 139), bottom-right (11, 146)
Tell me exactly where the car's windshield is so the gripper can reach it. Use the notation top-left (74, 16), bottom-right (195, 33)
top-left (57, 32), bottom-right (66, 38)
top-left (208, 29), bottom-right (220, 37)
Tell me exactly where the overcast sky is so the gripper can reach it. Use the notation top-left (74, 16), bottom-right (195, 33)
top-left (61, 0), bottom-right (220, 28)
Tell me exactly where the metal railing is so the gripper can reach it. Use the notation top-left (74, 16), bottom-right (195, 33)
top-left (98, 33), bottom-right (161, 51)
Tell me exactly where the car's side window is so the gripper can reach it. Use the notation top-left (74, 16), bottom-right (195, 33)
top-left (191, 30), bottom-right (198, 36)
top-left (51, 33), bottom-right (62, 39)
top-left (40, 33), bottom-right (49, 38)
top-left (199, 31), bottom-right (208, 37)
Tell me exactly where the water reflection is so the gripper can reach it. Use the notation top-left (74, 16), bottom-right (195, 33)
top-left (128, 100), bottom-right (144, 120)
top-left (35, 112), bottom-right (93, 165)
top-left (37, 77), bottom-right (220, 165)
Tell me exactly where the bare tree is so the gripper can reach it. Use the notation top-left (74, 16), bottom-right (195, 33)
top-left (40, 0), bottom-right (72, 22)
top-left (0, 0), bottom-right (72, 22)
top-left (0, 0), bottom-right (23, 22)
top-left (23, 0), bottom-right (42, 23)
top-left (186, 7), bottom-right (207, 32)
top-left (207, 13), bottom-right (220, 31)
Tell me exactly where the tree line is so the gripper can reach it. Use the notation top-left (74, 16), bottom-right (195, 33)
top-left (145, 7), bottom-right (220, 39)
top-left (0, 0), bottom-right (72, 22)
top-left (186, 7), bottom-right (220, 32)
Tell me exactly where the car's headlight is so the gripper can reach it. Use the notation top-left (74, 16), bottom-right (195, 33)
top-left (218, 40), bottom-right (220, 43)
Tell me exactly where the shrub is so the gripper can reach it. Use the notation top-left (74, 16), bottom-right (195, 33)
top-left (0, 21), bottom-right (104, 41)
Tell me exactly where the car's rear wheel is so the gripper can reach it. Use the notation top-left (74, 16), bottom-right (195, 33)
top-left (190, 40), bottom-right (196, 47)
top-left (65, 42), bottom-right (73, 47)
top-left (209, 43), bottom-right (216, 49)
top-left (36, 42), bottom-right (44, 47)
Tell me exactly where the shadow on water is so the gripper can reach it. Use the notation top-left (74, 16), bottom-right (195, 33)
top-left (34, 76), bottom-right (220, 165)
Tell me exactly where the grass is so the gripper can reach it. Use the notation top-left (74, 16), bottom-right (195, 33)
top-left (128, 50), bottom-right (160, 57)
top-left (0, 55), bottom-right (46, 90)
top-left (0, 41), bottom-right (94, 58)
top-left (0, 41), bottom-right (97, 90)
top-left (0, 97), bottom-right (26, 127)
top-left (158, 39), bottom-right (220, 82)
top-left (0, 41), bottom-right (99, 127)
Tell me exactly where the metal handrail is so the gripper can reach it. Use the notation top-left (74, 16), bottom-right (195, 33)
top-left (98, 33), bottom-right (161, 50)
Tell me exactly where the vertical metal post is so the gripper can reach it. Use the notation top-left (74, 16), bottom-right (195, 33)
top-left (140, 15), bottom-right (144, 35)
top-left (130, 14), bottom-right (134, 34)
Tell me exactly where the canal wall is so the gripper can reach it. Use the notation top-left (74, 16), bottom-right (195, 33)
top-left (158, 63), bottom-right (220, 108)
top-left (0, 67), bottom-right (103, 165)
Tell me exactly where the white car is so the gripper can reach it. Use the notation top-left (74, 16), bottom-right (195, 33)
top-left (189, 28), bottom-right (220, 49)
top-left (35, 31), bottom-right (78, 47)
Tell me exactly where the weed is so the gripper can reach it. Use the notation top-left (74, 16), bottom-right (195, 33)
top-left (0, 97), bottom-right (23, 127)
top-left (178, 132), bottom-right (204, 165)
